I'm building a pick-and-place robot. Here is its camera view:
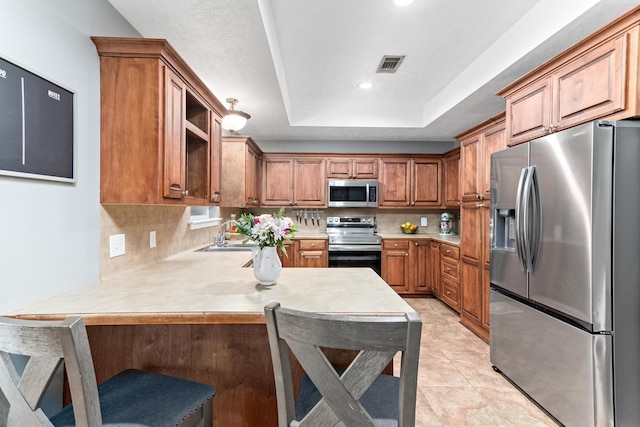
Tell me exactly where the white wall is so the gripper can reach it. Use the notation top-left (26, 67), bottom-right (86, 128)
top-left (0, 0), bottom-right (139, 313)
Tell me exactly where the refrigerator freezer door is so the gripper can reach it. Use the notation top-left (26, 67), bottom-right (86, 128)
top-left (490, 143), bottom-right (528, 297)
top-left (528, 123), bottom-right (612, 329)
top-left (490, 290), bottom-right (613, 427)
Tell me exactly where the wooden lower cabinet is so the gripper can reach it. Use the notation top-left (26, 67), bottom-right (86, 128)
top-left (429, 242), bottom-right (441, 297)
top-left (459, 203), bottom-right (490, 341)
top-left (382, 238), bottom-right (446, 296)
top-left (382, 240), bottom-right (411, 293)
top-left (411, 240), bottom-right (431, 293)
top-left (439, 243), bottom-right (460, 312)
top-left (278, 242), bottom-right (295, 268)
top-left (277, 239), bottom-right (327, 268)
top-left (296, 239), bottom-right (328, 268)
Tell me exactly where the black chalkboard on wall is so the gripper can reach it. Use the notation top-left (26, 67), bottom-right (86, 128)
top-left (0, 56), bottom-right (75, 182)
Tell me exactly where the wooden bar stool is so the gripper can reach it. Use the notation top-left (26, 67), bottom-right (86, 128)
top-left (264, 302), bottom-right (422, 427)
top-left (0, 316), bottom-right (216, 426)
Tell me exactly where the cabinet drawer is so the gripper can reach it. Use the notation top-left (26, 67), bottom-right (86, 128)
top-left (441, 258), bottom-right (460, 282)
top-left (440, 243), bottom-right (459, 260)
top-left (383, 240), bottom-right (410, 250)
top-left (298, 239), bottom-right (327, 250)
top-left (440, 279), bottom-right (460, 312)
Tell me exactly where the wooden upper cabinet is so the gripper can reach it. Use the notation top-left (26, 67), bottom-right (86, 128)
top-left (261, 157), bottom-right (326, 207)
top-left (91, 37), bottom-right (227, 205)
top-left (500, 12), bottom-right (640, 146)
top-left (482, 122), bottom-right (506, 197)
top-left (460, 134), bottom-right (480, 202)
top-left (294, 158), bottom-right (326, 206)
top-left (379, 157), bottom-right (441, 207)
top-left (262, 158), bottom-right (294, 206)
top-left (412, 159), bottom-right (441, 206)
top-left (221, 135), bottom-right (262, 207)
top-left (326, 158), bottom-right (378, 179)
top-left (210, 115), bottom-right (222, 204)
top-left (505, 78), bottom-right (552, 146)
top-left (552, 34), bottom-right (626, 130)
top-left (379, 159), bottom-right (411, 206)
top-left (164, 68), bottom-right (187, 199)
top-left (457, 114), bottom-right (506, 202)
top-left (443, 148), bottom-right (460, 208)
top-left (245, 145), bottom-right (261, 206)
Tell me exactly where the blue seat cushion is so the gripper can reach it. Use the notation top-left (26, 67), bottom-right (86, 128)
top-left (50, 369), bottom-right (216, 427)
top-left (295, 372), bottom-right (399, 423)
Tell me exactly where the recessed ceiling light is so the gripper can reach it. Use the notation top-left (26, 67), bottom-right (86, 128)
top-left (394, 0), bottom-right (414, 6)
top-left (357, 81), bottom-right (374, 89)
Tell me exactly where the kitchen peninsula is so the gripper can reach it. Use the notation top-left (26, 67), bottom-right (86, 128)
top-left (8, 250), bottom-right (415, 426)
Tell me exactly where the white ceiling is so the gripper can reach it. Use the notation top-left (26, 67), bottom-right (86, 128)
top-left (108, 0), bottom-right (639, 150)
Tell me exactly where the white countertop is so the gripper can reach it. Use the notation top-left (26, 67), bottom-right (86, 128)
top-left (9, 249), bottom-right (414, 325)
top-left (377, 232), bottom-right (460, 245)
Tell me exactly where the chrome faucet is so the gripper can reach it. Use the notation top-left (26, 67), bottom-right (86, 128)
top-left (214, 220), bottom-right (234, 247)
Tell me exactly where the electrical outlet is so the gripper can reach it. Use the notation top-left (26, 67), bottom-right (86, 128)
top-left (150, 231), bottom-right (156, 248)
top-left (420, 217), bottom-right (428, 227)
top-left (109, 234), bottom-right (126, 258)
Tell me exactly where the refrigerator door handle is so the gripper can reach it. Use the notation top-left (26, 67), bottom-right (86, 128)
top-left (522, 166), bottom-right (535, 273)
top-left (528, 166), bottom-right (542, 272)
top-left (515, 167), bottom-right (528, 271)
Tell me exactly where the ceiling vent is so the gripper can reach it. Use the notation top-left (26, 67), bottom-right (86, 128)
top-left (376, 55), bottom-right (405, 73)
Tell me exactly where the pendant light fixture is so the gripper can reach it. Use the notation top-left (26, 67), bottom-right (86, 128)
top-left (221, 98), bottom-right (251, 132)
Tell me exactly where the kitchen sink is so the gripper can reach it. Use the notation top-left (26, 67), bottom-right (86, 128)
top-left (197, 242), bottom-right (256, 252)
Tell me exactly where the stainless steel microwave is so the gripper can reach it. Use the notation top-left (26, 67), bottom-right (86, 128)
top-left (327, 180), bottom-right (379, 208)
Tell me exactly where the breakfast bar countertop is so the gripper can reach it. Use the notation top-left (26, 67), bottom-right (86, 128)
top-left (9, 250), bottom-right (414, 325)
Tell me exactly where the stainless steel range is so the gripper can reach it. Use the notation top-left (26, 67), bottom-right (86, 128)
top-left (326, 216), bottom-right (381, 276)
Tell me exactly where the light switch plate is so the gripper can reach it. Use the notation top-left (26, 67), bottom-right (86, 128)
top-left (420, 217), bottom-right (428, 227)
top-left (109, 234), bottom-right (126, 258)
top-left (150, 231), bottom-right (156, 248)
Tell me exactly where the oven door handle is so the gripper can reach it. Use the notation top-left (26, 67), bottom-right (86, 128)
top-left (328, 245), bottom-right (382, 252)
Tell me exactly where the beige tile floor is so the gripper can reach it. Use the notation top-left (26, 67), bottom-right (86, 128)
top-left (403, 297), bottom-right (560, 427)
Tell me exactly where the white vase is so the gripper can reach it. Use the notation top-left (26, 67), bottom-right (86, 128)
top-left (252, 246), bottom-right (282, 286)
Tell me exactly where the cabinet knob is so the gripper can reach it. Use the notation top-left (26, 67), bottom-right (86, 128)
top-left (476, 203), bottom-right (484, 208)
top-left (446, 290), bottom-right (451, 295)
top-left (446, 267), bottom-right (451, 272)
top-left (405, 253), bottom-right (408, 256)
top-left (550, 124), bottom-right (557, 132)
top-left (394, 243), bottom-right (398, 247)
top-left (406, 202), bottom-right (410, 206)
top-left (182, 190), bottom-right (189, 196)
top-left (212, 192), bottom-right (220, 202)
top-left (446, 249), bottom-right (451, 254)
top-left (542, 126), bottom-right (549, 134)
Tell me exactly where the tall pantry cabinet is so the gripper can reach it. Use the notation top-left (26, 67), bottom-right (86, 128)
top-left (456, 113), bottom-right (506, 341)
top-left (92, 37), bottom-right (227, 205)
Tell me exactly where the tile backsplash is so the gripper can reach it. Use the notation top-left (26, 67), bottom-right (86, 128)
top-left (220, 207), bottom-right (459, 235)
top-left (100, 205), bottom-right (459, 280)
top-left (100, 205), bottom-right (214, 280)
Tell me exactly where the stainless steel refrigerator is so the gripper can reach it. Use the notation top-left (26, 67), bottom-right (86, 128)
top-left (490, 120), bottom-right (640, 427)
